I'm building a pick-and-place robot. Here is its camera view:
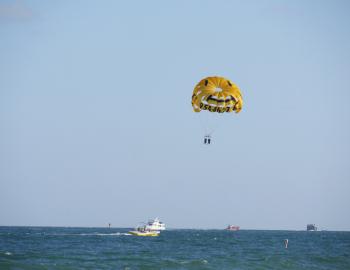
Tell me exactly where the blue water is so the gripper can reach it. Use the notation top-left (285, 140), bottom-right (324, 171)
top-left (0, 227), bottom-right (349, 269)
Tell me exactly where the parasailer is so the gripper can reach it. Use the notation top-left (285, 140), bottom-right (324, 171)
top-left (204, 134), bottom-right (211, 145)
top-left (191, 76), bottom-right (243, 144)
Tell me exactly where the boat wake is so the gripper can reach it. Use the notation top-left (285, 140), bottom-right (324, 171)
top-left (47, 232), bottom-right (131, 236)
top-left (76, 232), bottom-right (132, 236)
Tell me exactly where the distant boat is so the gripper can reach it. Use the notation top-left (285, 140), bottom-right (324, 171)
top-left (129, 218), bottom-right (165, 237)
top-left (145, 218), bottom-right (166, 231)
top-left (307, 224), bottom-right (317, 231)
top-left (225, 225), bottom-right (240, 231)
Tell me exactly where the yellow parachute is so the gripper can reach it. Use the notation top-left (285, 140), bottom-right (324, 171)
top-left (191, 76), bottom-right (243, 114)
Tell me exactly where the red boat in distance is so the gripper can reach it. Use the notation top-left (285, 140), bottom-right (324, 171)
top-left (226, 225), bottom-right (240, 231)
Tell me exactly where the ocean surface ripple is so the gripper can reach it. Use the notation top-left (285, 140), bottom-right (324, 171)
top-left (0, 227), bottom-right (349, 269)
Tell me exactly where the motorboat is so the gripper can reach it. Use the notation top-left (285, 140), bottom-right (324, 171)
top-left (129, 218), bottom-right (165, 236)
top-left (225, 225), bottom-right (240, 231)
top-left (144, 218), bottom-right (166, 231)
top-left (307, 224), bottom-right (317, 231)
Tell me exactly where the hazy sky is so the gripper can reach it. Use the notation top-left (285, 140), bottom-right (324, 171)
top-left (1, 0), bottom-right (350, 230)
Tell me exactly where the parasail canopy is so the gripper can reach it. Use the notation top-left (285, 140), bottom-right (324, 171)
top-left (191, 76), bottom-right (243, 114)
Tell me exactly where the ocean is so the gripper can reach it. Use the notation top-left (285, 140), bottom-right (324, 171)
top-left (0, 227), bottom-right (349, 269)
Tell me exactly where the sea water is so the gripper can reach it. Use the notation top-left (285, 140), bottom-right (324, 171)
top-left (0, 226), bottom-right (349, 269)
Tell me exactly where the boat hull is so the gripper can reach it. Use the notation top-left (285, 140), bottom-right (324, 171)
top-left (129, 230), bottom-right (160, 237)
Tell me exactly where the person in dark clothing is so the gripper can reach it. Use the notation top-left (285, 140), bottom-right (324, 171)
top-left (204, 135), bottom-right (211, 144)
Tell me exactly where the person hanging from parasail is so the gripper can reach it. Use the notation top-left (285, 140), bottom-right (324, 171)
top-left (204, 134), bottom-right (211, 144)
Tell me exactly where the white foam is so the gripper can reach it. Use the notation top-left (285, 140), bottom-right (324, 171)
top-left (5, 252), bottom-right (12, 256)
top-left (94, 232), bottom-right (131, 236)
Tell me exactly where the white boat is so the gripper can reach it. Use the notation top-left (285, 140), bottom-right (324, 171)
top-left (144, 218), bottom-right (166, 231)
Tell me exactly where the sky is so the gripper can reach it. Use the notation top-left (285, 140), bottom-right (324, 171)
top-left (1, 0), bottom-right (350, 230)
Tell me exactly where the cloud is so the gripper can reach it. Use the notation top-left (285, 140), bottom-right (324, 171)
top-left (0, 1), bottom-right (34, 21)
